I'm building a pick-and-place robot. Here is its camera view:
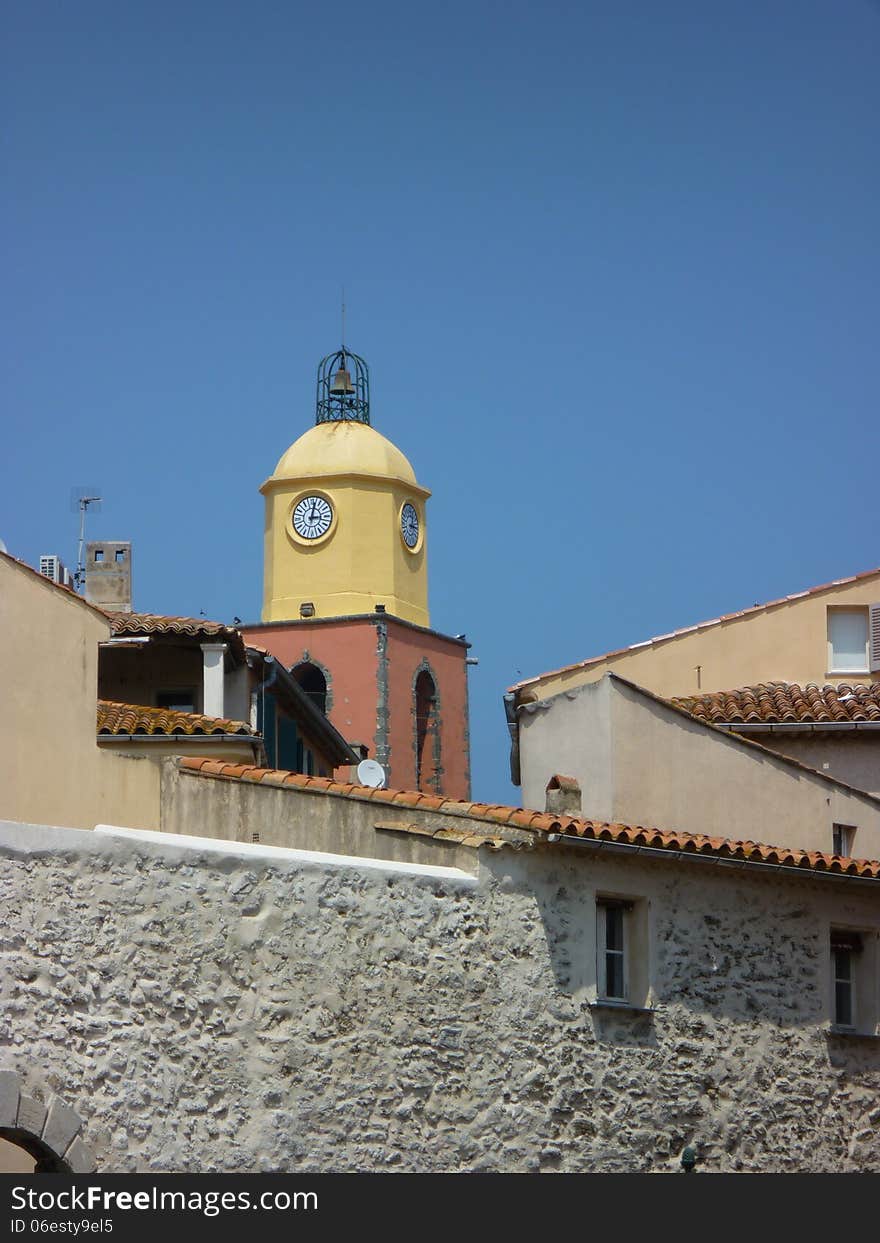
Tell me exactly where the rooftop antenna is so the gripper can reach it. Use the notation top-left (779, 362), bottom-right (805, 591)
top-left (341, 285), bottom-right (346, 355)
top-left (71, 486), bottom-right (102, 590)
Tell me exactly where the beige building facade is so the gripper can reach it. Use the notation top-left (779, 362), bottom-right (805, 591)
top-left (0, 552), bottom-right (357, 833)
top-left (0, 552), bottom-right (161, 831)
top-left (515, 673), bottom-right (880, 860)
top-left (513, 568), bottom-right (880, 704)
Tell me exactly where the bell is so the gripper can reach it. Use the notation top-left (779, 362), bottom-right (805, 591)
top-left (329, 366), bottom-right (355, 396)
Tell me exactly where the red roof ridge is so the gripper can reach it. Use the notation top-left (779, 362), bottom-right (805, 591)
top-left (176, 757), bottom-right (880, 880)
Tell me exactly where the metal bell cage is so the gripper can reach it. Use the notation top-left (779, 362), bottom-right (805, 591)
top-left (316, 349), bottom-right (371, 425)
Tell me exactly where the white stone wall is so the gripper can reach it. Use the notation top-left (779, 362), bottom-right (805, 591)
top-left (1, 821), bottom-right (878, 1173)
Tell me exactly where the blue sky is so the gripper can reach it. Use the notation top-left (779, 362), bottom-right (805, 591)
top-left (4, 1), bottom-right (879, 804)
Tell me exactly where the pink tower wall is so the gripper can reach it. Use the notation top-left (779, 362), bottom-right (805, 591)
top-left (385, 622), bottom-right (470, 799)
top-left (241, 617), bottom-right (471, 799)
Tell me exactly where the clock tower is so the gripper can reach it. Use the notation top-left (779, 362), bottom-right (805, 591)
top-left (242, 347), bottom-right (471, 798)
top-left (261, 349), bottom-right (430, 628)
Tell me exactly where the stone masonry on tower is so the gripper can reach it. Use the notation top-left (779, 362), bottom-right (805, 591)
top-left (241, 347), bottom-right (471, 798)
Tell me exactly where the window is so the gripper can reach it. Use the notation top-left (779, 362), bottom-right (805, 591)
top-left (593, 895), bottom-right (651, 1011)
top-left (292, 662), bottom-right (327, 714)
top-left (414, 668), bottom-right (440, 792)
top-left (831, 930), bottom-right (864, 1030)
top-left (828, 608), bottom-right (868, 674)
top-left (115, 549), bottom-right (125, 563)
top-left (94, 549), bottom-right (104, 563)
top-left (598, 902), bottom-right (628, 1000)
top-left (832, 823), bottom-right (856, 857)
top-left (832, 935), bottom-right (857, 1028)
top-left (829, 927), bottom-right (878, 1035)
top-left (156, 689), bottom-right (196, 714)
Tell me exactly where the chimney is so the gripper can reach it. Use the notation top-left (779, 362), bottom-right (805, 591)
top-left (545, 774), bottom-right (581, 816)
top-left (84, 541), bottom-right (132, 612)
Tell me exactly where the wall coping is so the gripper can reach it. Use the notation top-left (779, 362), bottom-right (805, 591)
top-left (0, 820), bottom-right (477, 887)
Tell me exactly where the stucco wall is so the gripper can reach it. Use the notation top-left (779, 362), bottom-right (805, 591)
top-left (519, 675), bottom-right (880, 858)
top-left (519, 678), bottom-right (614, 822)
top-left (101, 739), bottom-right (259, 765)
top-left (158, 762), bottom-right (483, 872)
top-left (0, 556), bottom-right (161, 832)
top-left (520, 573), bottom-right (880, 703)
top-left (1, 819), bottom-right (878, 1173)
top-left (743, 732), bottom-right (880, 800)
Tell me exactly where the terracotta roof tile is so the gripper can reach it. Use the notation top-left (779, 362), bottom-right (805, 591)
top-left (105, 612), bottom-right (247, 661)
top-left (511, 566), bottom-right (880, 692)
top-left (672, 682), bottom-right (880, 726)
top-left (97, 700), bottom-right (256, 737)
top-left (176, 758), bottom-right (880, 881)
top-left (106, 611), bottom-right (232, 638)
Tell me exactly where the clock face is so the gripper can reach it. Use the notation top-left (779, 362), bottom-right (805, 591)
top-left (292, 495), bottom-right (333, 540)
top-left (401, 501), bottom-right (420, 549)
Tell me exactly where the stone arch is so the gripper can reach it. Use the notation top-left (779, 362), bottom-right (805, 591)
top-left (291, 652), bottom-right (332, 714)
top-left (0, 1071), bottom-right (96, 1173)
top-left (413, 661), bottom-right (442, 793)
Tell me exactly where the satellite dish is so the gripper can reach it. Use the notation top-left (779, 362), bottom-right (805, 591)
top-left (356, 759), bottom-right (386, 789)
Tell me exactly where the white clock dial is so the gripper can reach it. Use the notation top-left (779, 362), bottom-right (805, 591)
top-left (292, 495), bottom-right (333, 540)
top-left (401, 502), bottom-right (420, 549)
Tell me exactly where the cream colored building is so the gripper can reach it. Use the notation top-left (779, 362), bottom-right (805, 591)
top-left (509, 567), bottom-right (880, 851)
top-left (513, 567), bottom-right (880, 703)
top-left (516, 672), bottom-right (880, 860)
top-left (0, 552), bottom-right (341, 832)
top-left (0, 551), bottom-right (161, 830)
top-left (671, 681), bottom-right (880, 798)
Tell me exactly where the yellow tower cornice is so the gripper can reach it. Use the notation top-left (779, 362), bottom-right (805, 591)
top-left (261, 471), bottom-right (431, 500)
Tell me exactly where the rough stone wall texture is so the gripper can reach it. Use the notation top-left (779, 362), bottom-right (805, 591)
top-left (1, 822), bottom-right (878, 1173)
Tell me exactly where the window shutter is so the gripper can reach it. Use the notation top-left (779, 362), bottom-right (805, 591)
top-left (870, 603), bottom-right (880, 672)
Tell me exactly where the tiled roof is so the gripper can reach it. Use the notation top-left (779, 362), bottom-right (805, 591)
top-left (511, 566), bottom-right (880, 693)
top-left (98, 700), bottom-right (256, 737)
top-left (178, 757), bottom-right (880, 881)
top-left (673, 682), bottom-right (880, 726)
top-left (107, 612), bottom-right (236, 639)
top-left (105, 612), bottom-right (246, 661)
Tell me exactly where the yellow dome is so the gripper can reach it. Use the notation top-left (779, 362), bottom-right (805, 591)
top-left (268, 421), bottom-right (419, 487)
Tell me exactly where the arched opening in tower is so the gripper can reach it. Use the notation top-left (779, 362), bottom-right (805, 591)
top-left (292, 663), bottom-right (328, 714)
top-left (414, 669), bottom-right (440, 792)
